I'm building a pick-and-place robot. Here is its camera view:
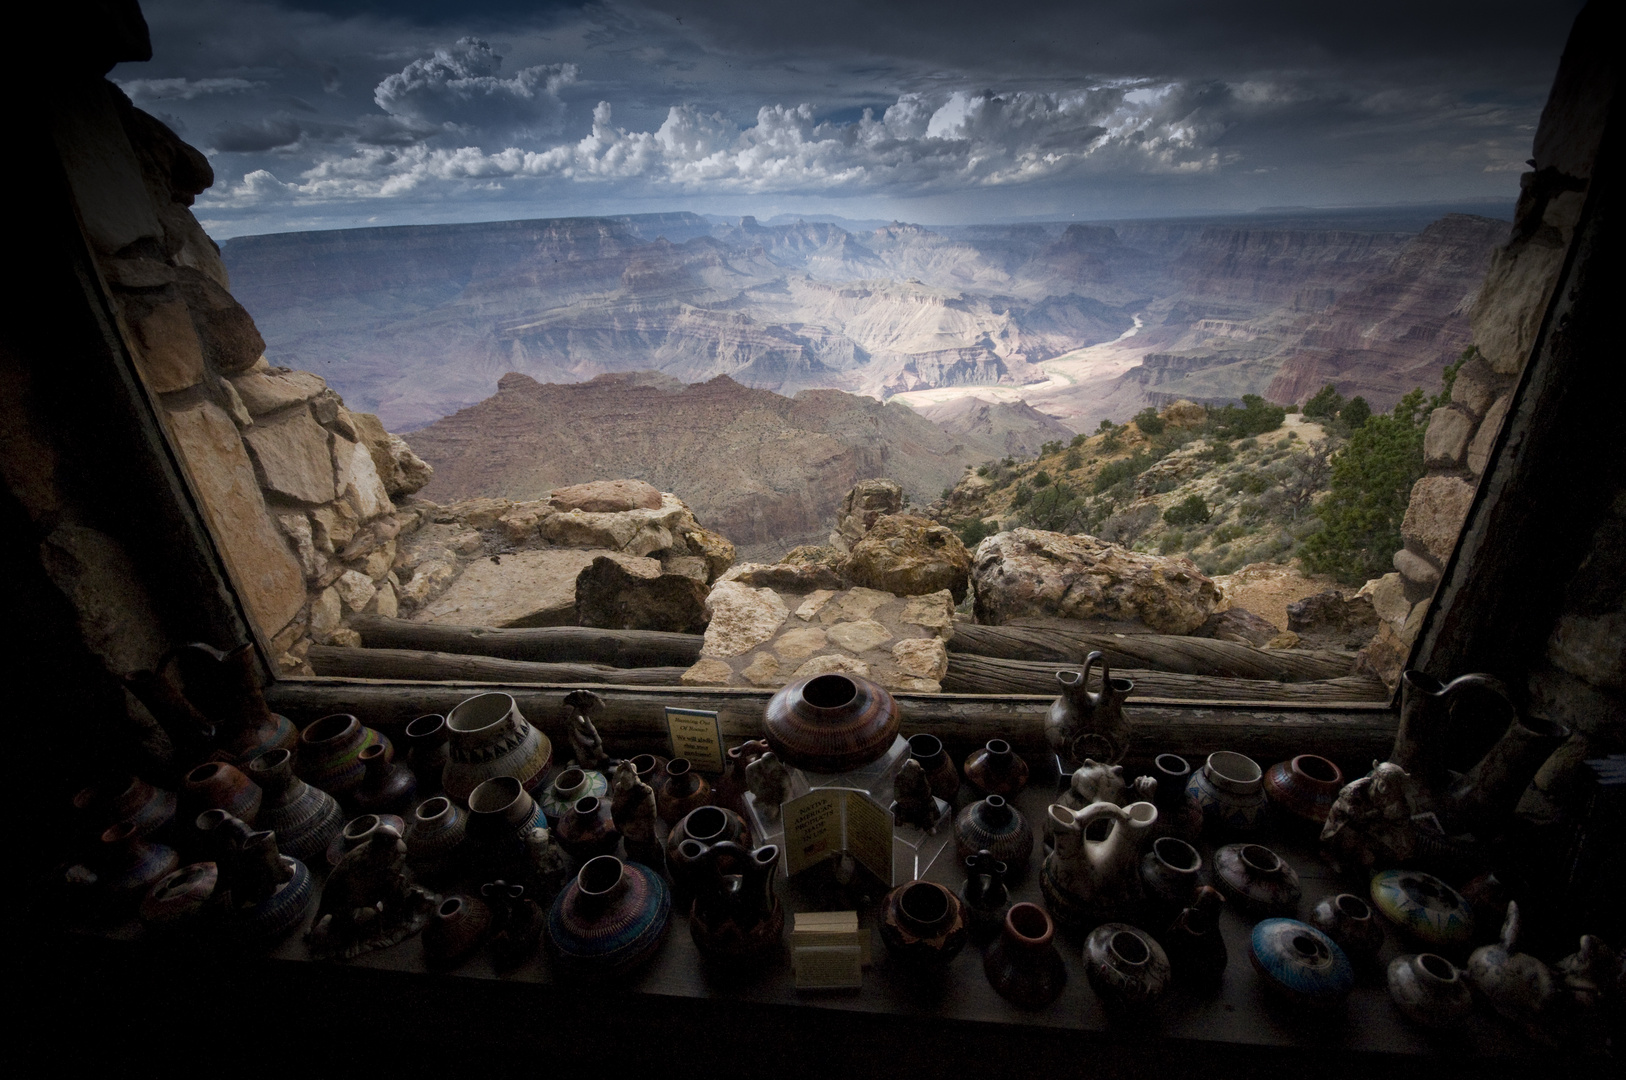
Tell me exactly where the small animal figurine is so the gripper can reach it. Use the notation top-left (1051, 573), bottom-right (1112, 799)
top-left (891, 759), bottom-right (945, 833)
top-left (745, 751), bottom-right (791, 822)
top-left (562, 689), bottom-right (608, 770)
top-left (609, 759), bottom-right (661, 867)
top-left (519, 826), bottom-right (570, 905)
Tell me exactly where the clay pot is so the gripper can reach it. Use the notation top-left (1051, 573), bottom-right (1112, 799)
top-left (139, 861), bottom-right (219, 930)
top-left (547, 855), bottom-right (672, 977)
top-left (1466, 902), bottom-right (1553, 1031)
top-left (1146, 753), bottom-right (1203, 844)
top-left (879, 880), bottom-right (969, 970)
top-left (164, 641), bottom-right (298, 765)
top-left (763, 673), bottom-right (899, 772)
top-left (423, 894), bottom-right (495, 969)
top-left (1263, 754), bottom-right (1345, 831)
top-left (655, 759), bottom-right (711, 825)
top-left (182, 761), bottom-right (262, 826)
top-left (687, 841), bottom-right (784, 965)
top-left (1369, 869), bottom-right (1475, 951)
top-left (465, 776), bottom-right (545, 874)
top-left (666, 805), bottom-right (751, 905)
top-left (1249, 918), bottom-right (1354, 1009)
top-left (1310, 893), bottom-right (1385, 966)
top-left (1045, 651), bottom-right (1134, 767)
top-left (99, 821), bottom-right (181, 904)
top-left (1139, 836), bottom-right (1203, 927)
top-left (1163, 886), bottom-right (1228, 992)
top-left (539, 766), bottom-right (608, 825)
top-left (959, 849), bottom-right (1011, 942)
top-left (555, 795), bottom-right (621, 863)
top-left (73, 776), bottom-right (177, 842)
top-left (326, 813), bottom-right (407, 867)
top-left (953, 796), bottom-right (1034, 880)
top-left (353, 743), bottom-right (418, 815)
top-left (962, 739), bottom-right (1028, 798)
top-left (296, 714), bottom-right (389, 799)
top-left (984, 902), bottom-right (1066, 1008)
top-left (716, 739), bottom-right (770, 813)
top-left (229, 828), bottom-right (314, 938)
top-left (1388, 952), bottom-right (1473, 1027)
top-left (442, 692), bottom-right (552, 804)
top-left (908, 733), bottom-right (960, 802)
top-left (1186, 751), bottom-right (1268, 838)
top-left (1083, 923), bottom-right (1171, 1008)
top-left (403, 714), bottom-right (450, 797)
top-left (194, 808), bottom-right (254, 866)
top-left (405, 796), bottom-right (467, 879)
top-left (1213, 843), bottom-right (1301, 918)
top-left (247, 748), bottom-right (343, 865)
top-left (629, 754), bottom-right (670, 797)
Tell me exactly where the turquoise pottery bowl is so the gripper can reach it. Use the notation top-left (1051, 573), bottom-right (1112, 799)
top-left (1369, 869), bottom-right (1475, 950)
top-left (1250, 918), bottom-right (1354, 1009)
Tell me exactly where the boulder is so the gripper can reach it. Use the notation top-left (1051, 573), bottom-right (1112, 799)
top-left (550, 479), bottom-right (664, 513)
top-left (444, 498), bottom-right (513, 530)
top-left (1193, 607), bottom-right (1280, 647)
top-left (173, 265), bottom-right (265, 374)
top-left (829, 478), bottom-right (902, 553)
top-left (699, 581), bottom-right (790, 659)
top-left (411, 549), bottom-right (655, 628)
top-left (1450, 355), bottom-right (1502, 418)
top-left (1422, 406), bottom-right (1474, 470)
top-left (537, 494), bottom-right (694, 557)
top-left (1401, 475), bottom-right (1475, 566)
top-left (243, 410), bottom-right (338, 505)
top-left (1285, 589), bottom-right (1381, 651)
top-left (1357, 573), bottom-right (1412, 632)
top-left (680, 526), bottom-right (736, 582)
top-left (720, 560), bottom-right (845, 594)
top-left (971, 529), bottom-right (1221, 634)
top-left (843, 513), bottom-right (971, 602)
top-left (347, 411), bottom-right (431, 497)
top-left (574, 556), bottom-right (709, 634)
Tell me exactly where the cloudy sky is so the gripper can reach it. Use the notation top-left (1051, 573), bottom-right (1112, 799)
top-left (113, 0), bottom-right (1584, 237)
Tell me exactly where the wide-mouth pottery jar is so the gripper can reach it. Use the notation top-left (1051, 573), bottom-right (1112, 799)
top-left (1369, 869), bottom-right (1475, 949)
top-left (1387, 952), bottom-right (1473, 1027)
top-left (547, 855), bottom-right (672, 977)
top-left (1213, 843), bottom-right (1302, 917)
top-left (296, 713), bottom-right (389, 799)
top-left (443, 692), bottom-right (552, 804)
top-left (1083, 923), bottom-right (1171, 1008)
top-left (1186, 750), bottom-right (1267, 838)
top-left (1263, 754), bottom-right (1345, 828)
top-left (983, 902), bottom-right (1066, 1008)
top-left (1310, 893), bottom-right (1385, 964)
top-left (539, 766), bottom-right (609, 824)
top-left (963, 739), bottom-right (1029, 797)
top-left (763, 673), bottom-right (899, 772)
top-left (879, 879), bottom-right (970, 969)
top-left (325, 812), bottom-right (407, 867)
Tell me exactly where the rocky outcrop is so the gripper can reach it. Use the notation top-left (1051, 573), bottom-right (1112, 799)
top-left (828, 478), bottom-right (903, 554)
top-left (573, 556), bottom-right (709, 634)
top-left (841, 513), bottom-right (971, 602)
top-left (1285, 590), bottom-right (1381, 652)
top-left (970, 529), bottom-right (1222, 634)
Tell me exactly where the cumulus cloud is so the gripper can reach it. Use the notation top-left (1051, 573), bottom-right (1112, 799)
top-left (211, 117), bottom-right (305, 153)
top-left (217, 80), bottom-right (1240, 204)
top-left (118, 76), bottom-right (262, 102)
top-left (373, 37), bottom-right (578, 137)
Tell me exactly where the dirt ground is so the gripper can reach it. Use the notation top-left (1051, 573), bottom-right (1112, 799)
top-left (1211, 560), bottom-right (1342, 632)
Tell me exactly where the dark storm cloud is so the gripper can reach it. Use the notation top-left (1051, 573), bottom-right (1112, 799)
top-left (114, 0), bottom-right (1583, 234)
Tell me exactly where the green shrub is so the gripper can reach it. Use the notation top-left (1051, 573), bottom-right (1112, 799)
top-left (1010, 484), bottom-right (1032, 508)
top-left (1341, 396), bottom-right (1371, 429)
top-left (956, 518), bottom-right (997, 548)
top-left (1159, 531), bottom-right (1187, 555)
top-left (1033, 470), bottom-right (1052, 488)
top-left (1210, 523), bottom-right (1247, 545)
top-left (1041, 440), bottom-right (1064, 458)
top-left (1237, 438), bottom-right (1259, 452)
top-left (1064, 448), bottom-right (1083, 471)
top-left (1133, 407), bottom-right (1166, 436)
top-left (1070, 432), bottom-right (1090, 448)
top-left (1163, 494), bottom-right (1211, 527)
top-left (1197, 441), bottom-right (1235, 464)
top-left (1210, 395), bottom-right (1286, 440)
top-left (1301, 388), bottom-right (1430, 584)
top-left (976, 464), bottom-right (990, 477)
top-left (1303, 383), bottom-right (1345, 420)
top-left (1093, 450), bottom-right (1155, 493)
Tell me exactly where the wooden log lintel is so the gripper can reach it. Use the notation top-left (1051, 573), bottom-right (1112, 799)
top-left (347, 614), bottom-right (704, 667)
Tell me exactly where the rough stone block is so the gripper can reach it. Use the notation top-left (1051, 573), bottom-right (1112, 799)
top-left (1547, 612), bottom-right (1626, 691)
top-left (412, 548), bottom-right (654, 628)
top-left (550, 479), bottom-right (663, 513)
top-left (1393, 548), bottom-right (1441, 603)
top-left (125, 297), bottom-right (205, 393)
top-left (244, 410), bottom-right (338, 505)
top-left (574, 556), bottom-right (709, 634)
top-left (163, 399), bottom-right (304, 635)
top-left (842, 513), bottom-right (971, 602)
top-left (1450, 356), bottom-right (1501, 418)
top-left (680, 659), bottom-right (734, 686)
top-left (699, 581), bottom-right (789, 659)
top-left (335, 569), bottom-right (376, 612)
top-left (228, 368), bottom-right (326, 416)
top-left (1422, 406), bottom-right (1474, 470)
top-left (892, 638), bottom-right (948, 680)
top-left (333, 434), bottom-right (394, 521)
top-left (1466, 393), bottom-right (1512, 477)
top-left (1469, 239), bottom-right (1565, 376)
top-left (1401, 475), bottom-right (1475, 566)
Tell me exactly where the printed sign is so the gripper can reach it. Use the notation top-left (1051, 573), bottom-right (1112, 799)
top-left (664, 707), bottom-right (724, 774)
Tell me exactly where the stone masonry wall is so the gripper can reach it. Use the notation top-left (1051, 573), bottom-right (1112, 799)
top-left (59, 79), bottom-right (432, 676)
